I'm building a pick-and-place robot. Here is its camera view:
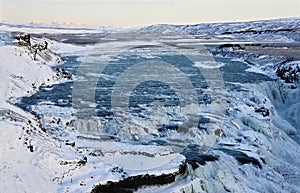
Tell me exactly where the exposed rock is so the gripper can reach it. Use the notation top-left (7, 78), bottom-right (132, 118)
top-left (217, 148), bottom-right (262, 168)
top-left (276, 62), bottom-right (299, 83)
top-left (181, 144), bottom-right (219, 169)
top-left (77, 157), bottom-right (87, 166)
top-left (219, 44), bottom-right (244, 52)
top-left (255, 106), bottom-right (270, 117)
top-left (65, 140), bottom-right (75, 147)
top-left (27, 145), bottom-right (34, 152)
top-left (55, 68), bottom-right (72, 80)
top-left (91, 163), bottom-right (186, 193)
top-left (14, 34), bottom-right (31, 47)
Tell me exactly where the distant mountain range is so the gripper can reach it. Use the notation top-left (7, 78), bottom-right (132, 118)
top-left (1, 17), bottom-right (299, 32)
top-left (1, 17), bottom-right (299, 42)
top-left (0, 20), bottom-right (117, 32)
top-left (137, 17), bottom-right (300, 42)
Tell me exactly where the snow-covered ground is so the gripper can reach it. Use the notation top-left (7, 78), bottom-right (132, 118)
top-left (0, 17), bottom-right (300, 193)
top-left (138, 17), bottom-right (300, 43)
top-left (0, 44), bottom-right (71, 192)
top-left (0, 36), bottom-right (186, 193)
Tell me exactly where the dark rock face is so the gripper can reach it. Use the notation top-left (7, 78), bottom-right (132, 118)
top-left (55, 67), bottom-right (72, 80)
top-left (77, 157), bottom-right (87, 166)
top-left (91, 163), bottom-right (186, 193)
top-left (217, 148), bottom-right (262, 168)
top-left (13, 33), bottom-right (57, 62)
top-left (14, 34), bottom-right (31, 46)
top-left (219, 44), bottom-right (244, 51)
top-left (276, 63), bottom-right (299, 83)
top-left (220, 28), bottom-right (299, 35)
top-left (32, 41), bottom-right (48, 52)
top-left (181, 144), bottom-right (219, 169)
top-left (255, 107), bottom-right (270, 117)
top-left (65, 140), bottom-right (75, 147)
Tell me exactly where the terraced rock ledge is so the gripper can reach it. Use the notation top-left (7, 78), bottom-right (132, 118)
top-left (91, 163), bottom-right (186, 193)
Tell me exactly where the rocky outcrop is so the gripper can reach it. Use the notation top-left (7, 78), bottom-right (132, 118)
top-left (181, 144), bottom-right (219, 169)
top-left (218, 44), bottom-right (244, 52)
top-left (14, 34), bottom-right (31, 46)
top-left (91, 163), bottom-right (186, 193)
top-left (55, 67), bottom-right (72, 80)
top-left (255, 106), bottom-right (270, 117)
top-left (212, 43), bottom-right (300, 84)
top-left (217, 148), bottom-right (262, 168)
top-left (276, 62), bottom-right (300, 83)
top-left (14, 33), bottom-right (55, 62)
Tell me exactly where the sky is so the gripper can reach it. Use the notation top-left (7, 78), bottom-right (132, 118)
top-left (0, 0), bottom-right (299, 28)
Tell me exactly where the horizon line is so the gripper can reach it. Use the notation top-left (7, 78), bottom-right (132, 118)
top-left (1, 16), bottom-right (299, 30)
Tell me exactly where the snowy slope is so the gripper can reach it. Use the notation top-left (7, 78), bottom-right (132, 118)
top-left (0, 45), bottom-right (74, 192)
top-left (138, 17), bottom-right (300, 42)
top-left (0, 40), bottom-right (186, 192)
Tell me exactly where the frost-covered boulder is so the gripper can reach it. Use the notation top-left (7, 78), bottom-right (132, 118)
top-left (276, 61), bottom-right (300, 83)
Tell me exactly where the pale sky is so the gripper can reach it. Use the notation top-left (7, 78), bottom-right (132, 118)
top-left (0, 0), bottom-right (299, 27)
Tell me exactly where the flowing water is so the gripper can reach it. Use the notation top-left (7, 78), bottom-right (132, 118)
top-left (15, 43), bottom-right (274, 160)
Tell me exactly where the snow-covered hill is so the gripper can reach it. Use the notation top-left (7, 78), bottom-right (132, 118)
top-left (138, 17), bottom-right (300, 42)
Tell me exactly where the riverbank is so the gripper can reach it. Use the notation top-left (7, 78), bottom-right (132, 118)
top-left (0, 39), bottom-right (188, 193)
top-left (0, 40), bottom-right (103, 192)
top-left (212, 43), bottom-right (299, 134)
top-left (0, 43), bottom-right (71, 192)
top-left (1, 18), bottom-right (299, 192)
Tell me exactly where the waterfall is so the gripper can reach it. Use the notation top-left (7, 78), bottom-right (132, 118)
top-left (255, 81), bottom-right (300, 142)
